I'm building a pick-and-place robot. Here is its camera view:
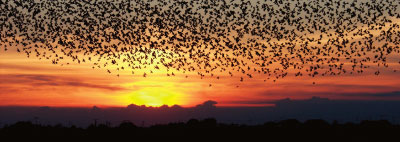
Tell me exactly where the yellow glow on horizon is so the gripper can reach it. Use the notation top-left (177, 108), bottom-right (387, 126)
top-left (126, 87), bottom-right (185, 107)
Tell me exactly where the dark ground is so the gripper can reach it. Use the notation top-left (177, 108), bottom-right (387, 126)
top-left (1, 118), bottom-right (399, 141)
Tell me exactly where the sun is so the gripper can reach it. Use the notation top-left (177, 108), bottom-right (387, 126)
top-left (128, 87), bottom-right (184, 107)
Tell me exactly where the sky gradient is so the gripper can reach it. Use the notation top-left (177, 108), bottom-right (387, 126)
top-left (1, 0), bottom-right (400, 108)
top-left (1, 48), bottom-right (400, 107)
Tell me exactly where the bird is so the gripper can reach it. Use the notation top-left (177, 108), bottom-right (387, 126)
top-left (0, 0), bottom-right (398, 84)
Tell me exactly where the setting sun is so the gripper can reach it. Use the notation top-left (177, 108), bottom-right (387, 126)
top-left (127, 88), bottom-right (184, 107)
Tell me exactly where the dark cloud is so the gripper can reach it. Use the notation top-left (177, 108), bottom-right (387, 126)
top-left (195, 100), bottom-right (217, 108)
top-left (14, 74), bottom-right (55, 82)
top-left (0, 86), bottom-right (20, 94)
top-left (277, 82), bottom-right (399, 90)
top-left (63, 81), bottom-right (125, 91)
top-left (0, 74), bottom-right (126, 91)
top-left (0, 63), bottom-right (72, 71)
top-left (0, 63), bottom-right (45, 71)
top-left (225, 97), bottom-right (329, 105)
top-left (223, 100), bottom-right (275, 105)
top-left (315, 84), bottom-right (399, 90)
top-left (340, 91), bottom-right (400, 98)
top-left (254, 82), bottom-right (400, 99)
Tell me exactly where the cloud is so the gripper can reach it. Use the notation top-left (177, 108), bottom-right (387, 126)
top-left (222, 100), bottom-right (276, 105)
top-left (314, 84), bottom-right (399, 90)
top-left (0, 63), bottom-right (45, 71)
top-left (276, 82), bottom-right (399, 91)
top-left (63, 81), bottom-right (125, 91)
top-left (0, 74), bottom-right (126, 91)
top-left (195, 100), bottom-right (217, 108)
top-left (226, 91), bottom-right (400, 106)
top-left (226, 97), bottom-right (329, 105)
top-left (14, 74), bottom-right (55, 82)
top-left (340, 91), bottom-right (400, 98)
top-left (252, 82), bottom-right (400, 99)
top-left (0, 63), bottom-right (72, 71)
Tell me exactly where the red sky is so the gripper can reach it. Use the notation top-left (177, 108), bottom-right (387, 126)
top-left (1, 0), bottom-right (400, 108)
top-left (1, 48), bottom-right (400, 108)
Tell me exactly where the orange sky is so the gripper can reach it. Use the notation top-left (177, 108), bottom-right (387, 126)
top-left (1, 0), bottom-right (400, 107)
top-left (1, 47), bottom-right (400, 108)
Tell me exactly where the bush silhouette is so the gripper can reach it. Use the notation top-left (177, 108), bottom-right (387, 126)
top-left (1, 118), bottom-right (400, 140)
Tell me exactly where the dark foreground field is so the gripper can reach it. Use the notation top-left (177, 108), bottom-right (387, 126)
top-left (1, 118), bottom-right (399, 141)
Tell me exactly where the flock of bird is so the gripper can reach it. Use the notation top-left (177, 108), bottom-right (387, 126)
top-left (0, 0), bottom-right (399, 82)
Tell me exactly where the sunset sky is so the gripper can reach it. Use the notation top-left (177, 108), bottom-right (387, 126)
top-left (1, 48), bottom-right (400, 108)
top-left (1, 0), bottom-right (400, 108)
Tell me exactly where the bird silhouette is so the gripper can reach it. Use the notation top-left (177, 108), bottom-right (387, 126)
top-left (0, 0), bottom-right (399, 83)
